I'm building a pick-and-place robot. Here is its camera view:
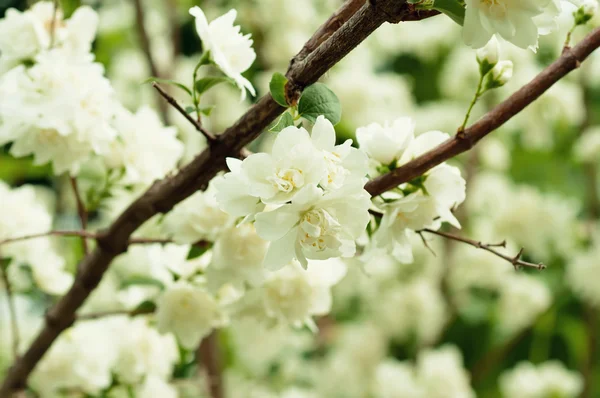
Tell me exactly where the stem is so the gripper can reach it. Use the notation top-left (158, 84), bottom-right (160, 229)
top-left (77, 306), bottom-right (155, 321)
top-left (459, 73), bottom-right (485, 132)
top-left (564, 24), bottom-right (577, 51)
top-left (197, 331), bottom-right (223, 398)
top-left (69, 176), bottom-right (89, 257)
top-left (1, 251), bottom-right (20, 360)
top-left (49, 0), bottom-right (59, 48)
top-left (0, 230), bottom-right (174, 247)
top-left (421, 228), bottom-right (545, 270)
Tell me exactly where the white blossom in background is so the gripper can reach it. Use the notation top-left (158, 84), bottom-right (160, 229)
top-left (207, 223), bottom-right (268, 290)
top-left (0, 2), bottom-right (98, 73)
top-left (496, 273), bottom-right (552, 336)
top-left (256, 258), bottom-right (346, 328)
top-left (574, 126), bottom-right (600, 162)
top-left (416, 345), bottom-right (475, 398)
top-left (189, 6), bottom-right (256, 100)
top-left (156, 280), bottom-right (223, 348)
top-left (30, 319), bottom-right (122, 396)
top-left (113, 318), bottom-right (178, 384)
top-left (463, 0), bottom-right (561, 49)
top-left (500, 361), bottom-right (583, 398)
top-left (566, 231), bottom-right (600, 306)
top-left (135, 376), bottom-right (179, 398)
top-left (0, 182), bottom-right (72, 295)
top-left (0, 50), bottom-right (117, 175)
top-left (373, 359), bottom-right (424, 398)
top-left (107, 106), bottom-right (184, 185)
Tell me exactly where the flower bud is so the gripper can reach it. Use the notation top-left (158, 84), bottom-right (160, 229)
top-left (573, 0), bottom-right (598, 25)
top-left (476, 36), bottom-right (500, 75)
top-left (485, 60), bottom-right (513, 89)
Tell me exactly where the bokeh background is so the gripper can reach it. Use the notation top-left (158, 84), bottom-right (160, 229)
top-left (2, 1), bottom-right (600, 397)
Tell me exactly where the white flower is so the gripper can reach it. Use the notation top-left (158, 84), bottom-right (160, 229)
top-left (255, 183), bottom-right (371, 269)
top-left (416, 346), bottom-right (475, 398)
top-left (189, 6), bottom-right (256, 100)
top-left (0, 2), bottom-right (98, 73)
top-left (356, 117), bottom-right (415, 166)
top-left (497, 273), bottom-right (551, 335)
top-left (207, 223), bottom-right (269, 290)
top-left (487, 60), bottom-right (513, 88)
top-left (135, 376), bottom-right (179, 398)
top-left (259, 258), bottom-right (346, 328)
top-left (566, 237), bottom-right (600, 306)
top-left (156, 280), bottom-right (223, 349)
top-left (463, 0), bottom-right (558, 49)
top-left (370, 130), bottom-right (466, 263)
top-left (476, 35), bottom-right (500, 68)
top-left (574, 126), bottom-right (600, 162)
top-left (373, 360), bottom-right (424, 398)
top-left (215, 116), bottom-right (367, 215)
top-left (107, 106), bottom-right (183, 185)
top-left (0, 50), bottom-right (117, 175)
top-left (162, 182), bottom-right (232, 244)
top-left (500, 361), bottom-right (583, 398)
top-left (113, 318), bottom-right (178, 384)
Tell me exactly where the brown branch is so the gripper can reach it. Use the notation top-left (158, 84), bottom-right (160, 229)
top-left (0, 230), bottom-right (172, 247)
top-left (132, 0), bottom-right (169, 122)
top-left (69, 177), bottom-right (89, 256)
top-left (197, 331), bottom-right (223, 398)
top-left (152, 82), bottom-right (216, 142)
top-left (421, 229), bottom-right (544, 270)
top-left (0, 2), bottom-right (424, 393)
top-left (77, 306), bottom-right (155, 321)
top-left (1, 250), bottom-right (20, 360)
top-left (365, 27), bottom-right (600, 197)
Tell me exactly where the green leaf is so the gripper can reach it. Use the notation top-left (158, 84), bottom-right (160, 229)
top-left (269, 72), bottom-right (289, 107)
top-left (143, 77), bottom-right (192, 96)
top-left (195, 77), bottom-right (232, 96)
top-left (185, 106), bottom-right (196, 114)
top-left (432, 0), bottom-right (465, 26)
top-left (269, 112), bottom-right (295, 132)
top-left (187, 243), bottom-right (211, 260)
top-left (297, 83), bottom-right (342, 125)
top-left (121, 276), bottom-right (165, 290)
top-left (199, 106), bottom-right (215, 116)
top-left (60, 0), bottom-right (80, 18)
top-left (132, 300), bottom-right (157, 314)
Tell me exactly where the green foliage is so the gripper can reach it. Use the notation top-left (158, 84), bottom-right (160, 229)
top-left (269, 112), bottom-right (294, 132)
top-left (143, 77), bottom-right (192, 96)
top-left (60, 0), bottom-right (80, 18)
top-left (433, 0), bottom-right (465, 25)
top-left (269, 72), bottom-right (289, 107)
top-left (194, 76), bottom-right (233, 96)
top-left (297, 83), bottom-right (342, 125)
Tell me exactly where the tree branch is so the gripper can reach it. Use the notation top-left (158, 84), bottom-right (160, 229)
top-left (421, 228), bottom-right (544, 270)
top-left (132, 0), bottom-right (169, 122)
top-left (0, 230), bottom-right (173, 247)
top-left (0, 2), bottom-right (423, 393)
top-left (152, 82), bottom-right (216, 142)
top-left (69, 177), bottom-right (89, 256)
top-left (76, 306), bottom-right (155, 321)
top-left (197, 332), bottom-right (223, 398)
top-left (365, 27), bottom-right (600, 197)
top-left (0, 250), bottom-right (20, 360)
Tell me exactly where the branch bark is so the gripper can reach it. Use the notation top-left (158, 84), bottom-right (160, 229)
top-left (0, 1), bottom-right (427, 393)
top-left (69, 177), bottom-right (89, 257)
top-left (365, 27), bottom-right (600, 197)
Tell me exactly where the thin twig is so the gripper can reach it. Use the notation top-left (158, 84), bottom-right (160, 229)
top-left (0, 250), bottom-right (20, 360)
top-left (69, 177), bottom-right (89, 256)
top-left (0, 230), bottom-right (173, 247)
top-left (49, 0), bottom-right (59, 48)
top-left (77, 306), bottom-right (155, 321)
top-left (152, 82), bottom-right (216, 142)
top-left (421, 228), bottom-right (545, 270)
top-left (132, 0), bottom-right (169, 122)
top-left (417, 231), bottom-right (437, 257)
